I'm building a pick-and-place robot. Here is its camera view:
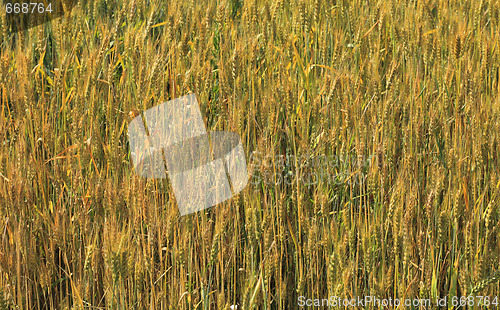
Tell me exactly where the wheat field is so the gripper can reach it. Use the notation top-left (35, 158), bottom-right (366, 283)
top-left (0, 0), bottom-right (500, 308)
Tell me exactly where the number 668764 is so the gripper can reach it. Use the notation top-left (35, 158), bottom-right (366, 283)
top-left (5, 2), bottom-right (53, 14)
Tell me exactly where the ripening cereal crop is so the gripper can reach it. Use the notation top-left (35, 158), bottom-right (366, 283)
top-left (0, 0), bottom-right (499, 308)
